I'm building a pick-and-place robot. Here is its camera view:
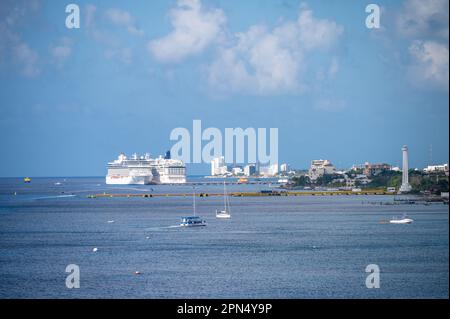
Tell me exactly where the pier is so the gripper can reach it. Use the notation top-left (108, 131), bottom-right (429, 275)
top-left (87, 189), bottom-right (395, 199)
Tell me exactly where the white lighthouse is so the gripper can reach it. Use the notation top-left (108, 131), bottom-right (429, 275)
top-left (399, 145), bottom-right (412, 193)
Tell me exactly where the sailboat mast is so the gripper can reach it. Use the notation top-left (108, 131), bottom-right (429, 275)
top-left (193, 187), bottom-right (196, 216)
top-left (224, 181), bottom-right (226, 210)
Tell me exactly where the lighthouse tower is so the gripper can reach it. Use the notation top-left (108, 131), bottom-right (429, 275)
top-left (399, 145), bottom-right (412, 193)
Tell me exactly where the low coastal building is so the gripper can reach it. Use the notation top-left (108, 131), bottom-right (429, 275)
top-left (363, 162), bottom-right (392, 177)
top-left (232, 167), bottom-right (243, 175)
top-left (423, 164), bottom-right (448, 174)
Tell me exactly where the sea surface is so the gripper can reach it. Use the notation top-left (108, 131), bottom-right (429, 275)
top-left (0, 177), bottom-right (448, 298)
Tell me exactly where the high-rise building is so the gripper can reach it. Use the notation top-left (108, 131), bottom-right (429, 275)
top-left (270, 163), bottom-right (279, 176)
top-left (280, 163), bottom-right (289, 173)
top-left (259, 163), bottom-right (279, 176)
top-left (399, 145), bottom-right (412, 193)
top-left (211, 156), bottom-right (226, 176)
top-left (244, 164), bottom-right (256, 176)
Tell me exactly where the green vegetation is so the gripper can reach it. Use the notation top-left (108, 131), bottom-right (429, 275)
top-left (409, 173), bottom-right (449, 194)
top-left (367, 170), bottom-right (449, 194)
top-left (291, 175), bottom-right (310, 186)
top-left (366, 171), bottom-right (402, 188)
top-left (291, 170), bottom-right (449, 194)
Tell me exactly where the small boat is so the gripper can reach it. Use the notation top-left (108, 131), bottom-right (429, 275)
top-left (238, 178), bottom-right (248, 184)
top-left (180, 189), bottom-right (206, 227)
top-left (24, 177), bottom-right (31, 183)
top-left (389, 214), bottom-right (414, 224)
top-left (180, 216), bottom-right (206, 227)
top-left (216, 182), bottom-right (231, 219)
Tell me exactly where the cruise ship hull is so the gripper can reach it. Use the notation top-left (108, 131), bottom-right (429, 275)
top-left (106, 175), bottom-right (153, 185)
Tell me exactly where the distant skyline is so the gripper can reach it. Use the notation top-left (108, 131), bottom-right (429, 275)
top-left (0, 0), bottom-right (448, 177)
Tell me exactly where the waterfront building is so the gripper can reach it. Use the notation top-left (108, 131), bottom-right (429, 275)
top-left (232, 167), bottom-right (243, 175)
top-left (363, 162), bottom-right (392, 177)
top-left (211, 156), bottom-right (226, 176)
top-left (280, 163), bottom-right (289, 173)
top-left (259, 163), bottom-right (279, 177)
top-left (244, 164), bottom-right (256, 176)
top-left (308, 159), bottom-right (336, 181)
top-left (423, 164), bottom-right (448, 174)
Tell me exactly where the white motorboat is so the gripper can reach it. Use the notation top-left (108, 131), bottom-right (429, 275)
top-left (389, 214), bottom-right (414, 224)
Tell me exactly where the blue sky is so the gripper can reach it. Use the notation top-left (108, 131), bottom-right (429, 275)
top-left (0, 0), bottom-right (448, 176)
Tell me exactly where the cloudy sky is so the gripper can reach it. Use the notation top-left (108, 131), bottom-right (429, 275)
top-left (0, 0), bottom-right (448, 176)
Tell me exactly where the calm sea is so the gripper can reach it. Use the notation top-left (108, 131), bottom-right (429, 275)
top-left (0, 177), bottom-right (448, 298)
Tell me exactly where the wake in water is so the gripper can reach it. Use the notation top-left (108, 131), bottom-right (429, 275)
top-left (144, 225), bottom-right (182, 231)
top-left (33, 194), bottom-right (77, 200)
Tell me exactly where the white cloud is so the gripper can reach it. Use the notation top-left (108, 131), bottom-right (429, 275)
top-left (295, 9), bottom-right (343, 50)
top-left (84, 5), bottom-right (135, 64)
top-left (148, 0), bottom-right (226, 63)
top-left (0, 1), bottom-right (41, 77)
top-left (207, 7), bottom-right (343, 95)
top-left (315, 98), bottom-right (347, 111)
top-left (50, 37), bottom-right (72, 67)
top-left (104, 47), bottom-right (132, 65)
top-left (105, 8), bottom-right (143, 36)
top-left (392, 0), bottom-right (449, 91)
top-left (13, 42), bottom-right (40, 77)
top-left (409, 40), bottom-right (449, 90)
top-left (396, 0), bottom-right (449, 39)
top-left (328, 57), bottom-right (339, 78)
top-left (85, 4), bottom-right (97, 28)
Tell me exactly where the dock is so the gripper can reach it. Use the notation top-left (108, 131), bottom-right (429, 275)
top-left (87, 190), bottom-right (394, 199)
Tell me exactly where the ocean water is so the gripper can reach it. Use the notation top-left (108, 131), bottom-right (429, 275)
top-left (0, 177), bottom-right (448, 299)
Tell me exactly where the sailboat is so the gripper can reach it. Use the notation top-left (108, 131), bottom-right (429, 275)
top-left (180, 188), bottom-right (206, 227)
top-left (216, 182), bottom-right (231, 219)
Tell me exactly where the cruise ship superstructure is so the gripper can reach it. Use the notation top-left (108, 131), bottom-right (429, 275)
top-left (106, 151), bottom-right (186, 185)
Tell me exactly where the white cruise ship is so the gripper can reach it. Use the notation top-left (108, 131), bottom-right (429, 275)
top-left (106, 151), bottom-right (186, 185)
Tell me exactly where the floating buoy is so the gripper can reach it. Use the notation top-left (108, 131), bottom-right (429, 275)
top-left (92, 247), bottom-right (98, 252)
